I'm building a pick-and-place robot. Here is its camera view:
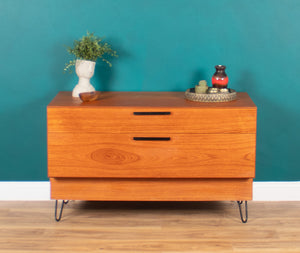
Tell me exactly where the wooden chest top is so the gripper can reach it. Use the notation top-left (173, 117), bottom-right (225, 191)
top-left (48, 91), bottom-right (256, 108)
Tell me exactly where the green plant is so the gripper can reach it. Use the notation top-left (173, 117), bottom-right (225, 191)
top-left (64, 31), bottom-right (118, 72)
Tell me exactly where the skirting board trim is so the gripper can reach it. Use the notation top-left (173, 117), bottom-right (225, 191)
top-left (0, 181), bottom-right (299, 201)
top-left (0, 182), bottom-right (50, 201)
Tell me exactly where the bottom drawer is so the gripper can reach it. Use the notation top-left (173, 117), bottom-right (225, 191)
top-left (50, 178), bottom-right (252, 201)
top-left (48, 133), bottom-right (256, 178)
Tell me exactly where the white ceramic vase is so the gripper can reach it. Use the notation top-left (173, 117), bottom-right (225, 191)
top-left (72, 59), bottom-right (96, 97)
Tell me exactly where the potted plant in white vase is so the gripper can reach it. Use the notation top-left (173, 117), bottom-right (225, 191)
top-left (65, 32), bottom-right (118, 97)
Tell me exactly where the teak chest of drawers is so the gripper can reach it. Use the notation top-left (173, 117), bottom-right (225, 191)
top-left (47, 91), bottom-right (257, 222)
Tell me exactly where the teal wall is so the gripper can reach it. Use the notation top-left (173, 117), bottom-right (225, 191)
top-left (0, 0), bottom-right (299, 181)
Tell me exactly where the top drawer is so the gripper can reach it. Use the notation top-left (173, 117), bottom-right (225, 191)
top-left (47, 107), bottom-right (256, 134)
top-left (47, 92), bottom-right (257, 134)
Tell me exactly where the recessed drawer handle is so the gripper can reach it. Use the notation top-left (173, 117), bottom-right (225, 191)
top-left (133, 137), bottom-right (171, 141)
top-left (133, 112), bottom-right (171, 115)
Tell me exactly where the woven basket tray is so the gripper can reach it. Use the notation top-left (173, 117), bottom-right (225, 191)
top-left (185, 88), bottom-right (237, 102)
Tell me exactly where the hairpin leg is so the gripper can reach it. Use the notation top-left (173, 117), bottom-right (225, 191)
top-left (55, 200), bottom-right (69, 222)
top-left (237, 201), bottom-right (248, 223)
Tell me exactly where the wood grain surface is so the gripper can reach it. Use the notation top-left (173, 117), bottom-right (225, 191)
top-left (47, 108), bottom-right (256, 134)
top-left (48, 133), bottom-right (256, 178)
top-left (47, 92), bottom-right (257, 134)
top-left (1, 201), bottom-right (300, 252)
top-left (50, 178), bottom-right (252, 201)
top-left (47, 91), bottom-right (257, 203)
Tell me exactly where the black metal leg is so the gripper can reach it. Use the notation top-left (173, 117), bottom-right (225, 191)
top-left (55, 200), bottom-right (69, 222)
top-left (237, 201), bottom-right (248, 223)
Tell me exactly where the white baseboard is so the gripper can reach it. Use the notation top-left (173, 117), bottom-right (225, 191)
top-left (0, 182), bottom-right (50, 200)
top-left (0, 181), bottom-right (299, 201)
top-left (253, 182), bottom-right (300, 201)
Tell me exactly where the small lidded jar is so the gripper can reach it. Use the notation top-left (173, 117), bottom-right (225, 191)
top-left (211, 65), bottom-right (229, 89)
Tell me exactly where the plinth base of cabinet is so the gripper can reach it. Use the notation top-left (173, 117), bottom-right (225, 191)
top-left (50, 178), bottom-right (252, 201)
